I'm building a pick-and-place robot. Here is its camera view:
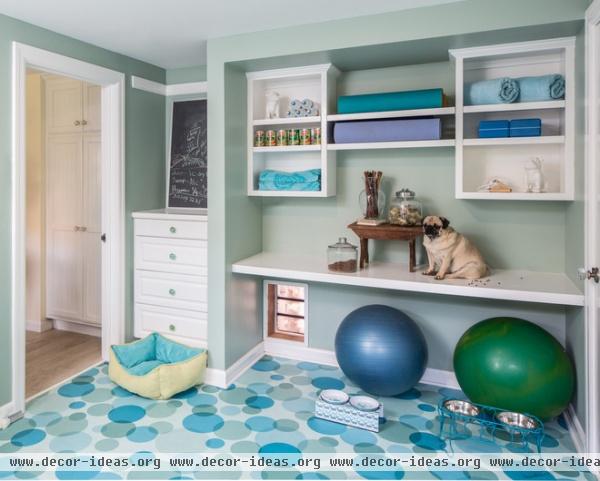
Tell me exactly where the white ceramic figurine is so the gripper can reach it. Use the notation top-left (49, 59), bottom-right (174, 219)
top-left (265, 91), bottom-right (280, 119)
top-left (525, 157), bottom-right (546, 193)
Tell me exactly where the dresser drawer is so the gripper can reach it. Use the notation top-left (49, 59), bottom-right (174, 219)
top-left (135, 237), bottom-right (207, 276)
top-left (135, 271), bottom-right (207, 312)
top-left (135, 218), bottom-right (207, 240)
top-left (135, 303), bottom-right (207, 343)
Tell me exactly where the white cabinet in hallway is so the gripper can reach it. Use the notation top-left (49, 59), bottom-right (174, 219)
top-left (45, 75), bottom-right (102, 328)
top-left (133, 210), bottom-right (208, 347)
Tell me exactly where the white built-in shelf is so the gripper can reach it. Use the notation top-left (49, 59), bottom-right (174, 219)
top-left (463, 100), bottom-right (565, 114)
top-left (232, 252), bottom-right (584, 306)
top-left (253, 145), bottom-right (321, 153)
top-left (253, 116), bottom-right (321, 126)
top-left (463, 136), bottom-right (565, 146)
top-left (328, 139), bottom-right (455, 151)
top-left (457, 192), bottom-right (571, 201)
top-left (248, 190), bottom-right (326, 197)
top-left (327, 107), bottom-right (455, 122)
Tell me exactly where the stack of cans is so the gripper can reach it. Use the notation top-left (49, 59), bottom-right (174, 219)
top-left (254, 127), bottom-right (321, 147)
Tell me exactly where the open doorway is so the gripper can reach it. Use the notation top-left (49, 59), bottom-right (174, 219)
top-left (24, 69), bottom-right (102, 398)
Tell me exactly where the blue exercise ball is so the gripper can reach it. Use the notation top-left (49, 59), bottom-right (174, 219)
top-left (335, 305), bottom-right (428, 396)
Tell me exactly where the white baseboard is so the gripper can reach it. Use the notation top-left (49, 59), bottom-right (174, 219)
top-left (26, 319), bottom-right (53, 333)
top-left (204, 368), bottom-right (227, 389)
top-left (421, 367), bottom-right (460, 389)
top-left (564, 404), bottom-right (585, 453)
top-left (204, 343), bottom-right (265, 389)
top-left (53, 319), bottom-right (101, 337)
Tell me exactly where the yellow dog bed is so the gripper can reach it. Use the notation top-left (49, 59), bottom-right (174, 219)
top-left (109, 333), bottom-right (207, 399)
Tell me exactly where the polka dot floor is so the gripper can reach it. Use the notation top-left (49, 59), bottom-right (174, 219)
top-left (0, 356), bottom-right (592, 480)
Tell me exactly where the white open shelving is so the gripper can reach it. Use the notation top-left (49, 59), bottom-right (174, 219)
top-left (451, 38), bottom-right (575, 200)
top-left (327, 106), bottom-right (455, 122)
top-left (232, 252), bottom-right (584, 307)
top-left (253, 116), bottom-right (321, 126)
top-left (328, 139), bottom-right (455, 150)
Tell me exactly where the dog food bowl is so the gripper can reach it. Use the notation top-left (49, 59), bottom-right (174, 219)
top-left (320, 389), bottom-right (349, 405)
top-left (350, 395), bottom-right (380, 412)
top-left (495, 411), bottom-right (539, 430)
top-left (443, 399), bottom-right (480, 417)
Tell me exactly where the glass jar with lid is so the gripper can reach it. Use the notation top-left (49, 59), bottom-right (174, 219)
top-left (327, 237), bottom-right (358, 273)
top-left (388, 189), bottom-right (423, 226)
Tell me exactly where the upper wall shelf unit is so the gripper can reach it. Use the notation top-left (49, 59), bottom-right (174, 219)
top-left (327, 106), bottom-right (455, 122)
top-left (450, 38), bottom-right (575, 201)
top-left (246, 64), bottom-right (339, 197)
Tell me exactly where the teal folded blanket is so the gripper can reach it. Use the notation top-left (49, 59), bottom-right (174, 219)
top-left (258, 169), bottom-right (321, 191)
top-left (465, 78), bottom-right (519, 105)
top-left (337, 88), bottom-right (443, 114)
top-left (517, 74), bottom-right (565, 101)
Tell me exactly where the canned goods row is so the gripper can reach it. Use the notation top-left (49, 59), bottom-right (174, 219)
top-left (255, 128), bottom-right (321, 147)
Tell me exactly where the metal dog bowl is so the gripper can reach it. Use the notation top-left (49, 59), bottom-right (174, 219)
top-left (495, 411), bottom-right (539, 430)
top-left (443, 399), bottom-right (480, 417)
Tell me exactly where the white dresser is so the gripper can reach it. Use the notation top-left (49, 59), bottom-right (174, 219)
top-left (133, 209), bottom-right (208, 347)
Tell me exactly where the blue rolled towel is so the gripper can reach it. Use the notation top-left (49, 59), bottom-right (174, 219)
top-left (258, 169), bottom-right (321, 191)
top-left (302, 98), bottom-right (313, 109)
top-left (517, 74), bottom-right (565, 101)
top-left (464, 77), bottom-right (519, 105)
top-left (289, 99), bottom-right (301, 109)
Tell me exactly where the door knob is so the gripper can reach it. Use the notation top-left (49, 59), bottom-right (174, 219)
top-left (80, 226), bottom-right (87, 232)
top-left (74, 120), bottom-right (81, 126)
top-left (169, 253), bottom-right (177, 261)
top-left (586, 267), bottom-right (599, 283)
top-left (73, 225), bottom-right (80, 231)
top-left (81, 120), bottom-right (88, 126)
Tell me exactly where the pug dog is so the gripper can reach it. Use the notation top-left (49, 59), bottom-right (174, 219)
top-left (422, 216), bottom-right (488, 280)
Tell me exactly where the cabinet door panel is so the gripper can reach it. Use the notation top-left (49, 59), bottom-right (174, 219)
top-left (82, 232), bottom-right (101, 325)
top-left (45, 78), bottom-right (82, 134)
top-left (83, 134), bottom-right (102, 233)
top-left (83, 84), bottom-right (101, 132)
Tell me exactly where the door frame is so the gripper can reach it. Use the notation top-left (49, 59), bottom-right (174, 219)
top-left (10, 42), bottom-right (126, 416)
top-left (585, 1), bottom-right (600, 453)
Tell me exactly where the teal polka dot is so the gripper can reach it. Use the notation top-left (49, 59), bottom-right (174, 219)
top-left (111, 386), bottom-right (133, 397)
top-left (188, 393), bottom-right (218, 407)
top-left (252, 360), bottom-right (281, 372)
top-left (108, 405), bottom-right (145, 423)
top-left (418, 403), bottom-right (435, 412)
top-left (341, 428), bottom-right (376, 445)
top-left (182, 414), bottom-right (224, 433)
top-left (271, 375), bottom-right (284, 381)
top-left (206, 438), bottom-right (225, 449)
top-left (311, 377), bottom-right (344, 390)
top-left (307, 417), bottom-right (346, 435)
top-left (245, 416), bottom-right (275, 432)
top-left (58, 382), bottom-right (94, 398)
top-left (127, 426), bottom-right (158, 443)
top-left (246, 396), bottom-right (274, 409)
top-left (11, 429), bottom-right (45, 447)
top-left (409, 432), bottom-right (446, 451)
top-left (69, 402), bottom-right (85, 409)
top-left (297, 362), bottom-right (319, 371)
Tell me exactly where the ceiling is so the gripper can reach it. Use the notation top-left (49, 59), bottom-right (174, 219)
top-left (0, 0), bottom-right (462, 69)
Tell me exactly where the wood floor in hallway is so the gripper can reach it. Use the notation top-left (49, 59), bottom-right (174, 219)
top-left (26, 329), bottom-right (101, 398)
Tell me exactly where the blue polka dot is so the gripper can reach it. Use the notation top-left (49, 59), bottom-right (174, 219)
top-left (221, 406), bottom-right (241, 416)
top-left (307, 416), bottom-right (346, 435)
top-left (127, 426), bottom-right (158, 443)
top-left (206, 438), bottom-right (225, 449)
top-left (409, 432), bottom-right (446, 451)
top-left (56, 470), bottom-right (100, 480)
top-left (418, 403), bottom-right (435, 412)
top-left (81, 368), bottom-right (99, 377)
top-left (252, 359), bottom-right (281, 372)
top-left (341, 428), bottom-right (376, 445)
top-left (395, 388), bottom-right (421, 400)
top-left (173, 388), bottom-right (198, 399)
top-left (183, 414), bottom-right (224, 433)
top-left (69, 401), bottom-right (86, 409)
top-left (58, 382), bottom-right (95, 398)
top-left (245, 416), bottom-right (276, 432)
top-left (187, 393), bottom-right (218, 407)
top-left (505, 471), bottom-right (555, 480)
top-left (259, 443), bottom-right (302, 464)
top-left (356, 466), bottom-right (404, 480)
top-left (111, 386), bottom-right (133, 397)
top-left (246, 396), bottom-right (274, 409)
top-left (108, 405), bottom-right (146, 423)
top-left (311, 377), bottom-right (345, 390)
top-left (297, 362), bottom-right (320, 371)
top-left (11, 429), bottom-right (46, 447)
top-left (271, 375), bottom-right (284, 381)
top-left (295, 474), bottom-right (329, 480)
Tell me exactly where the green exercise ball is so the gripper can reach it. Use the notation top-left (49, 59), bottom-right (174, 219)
top-left (453, 317), bottom-right (574, 419)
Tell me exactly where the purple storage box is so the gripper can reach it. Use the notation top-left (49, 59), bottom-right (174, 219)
top-left (333, 118), bottom-right (441, 144)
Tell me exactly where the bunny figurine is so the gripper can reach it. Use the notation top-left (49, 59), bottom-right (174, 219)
top-left (525, 157), bottom-right (546, 193)
top-left (265, 91), bottom-right (280, 119)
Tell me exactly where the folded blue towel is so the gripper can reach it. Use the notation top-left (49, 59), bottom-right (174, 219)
top-left (258, 169), bottom-right (321, 191)
top-left (517, 74), bottom-right (565, 101)
top-left (465, 78), bottom-right (519, 105)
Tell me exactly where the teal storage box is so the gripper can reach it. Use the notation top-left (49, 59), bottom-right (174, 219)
top-left (478, 120), bottom-right (509, 138)
top-left (510, 118), bottom-right (541, 137)
top-left (337, 88), bottom-right (443, 114)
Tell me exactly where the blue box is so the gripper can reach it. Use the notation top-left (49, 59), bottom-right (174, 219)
top-left (478, 120), bottom-right (509, 138)
top-left (510, 118), bottom-right (542, 137)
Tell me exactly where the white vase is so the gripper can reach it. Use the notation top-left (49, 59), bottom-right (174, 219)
top-left (525, 157), bottom-right (546, 193)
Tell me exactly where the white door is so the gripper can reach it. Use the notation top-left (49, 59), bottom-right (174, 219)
top-left (82, 134), bottom-right (102, 325)
top-left (45, 77), bottom-right (83, 135)
top-left (83, 84), bottom-right (101, 133)
top-left (46, 134), bottom-right (84, 321)
top-left (585, 0), bottom-right (600, 453)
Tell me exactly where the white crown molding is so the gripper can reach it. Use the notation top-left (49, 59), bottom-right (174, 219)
top-left (131, 75), bottom-right (207, 96)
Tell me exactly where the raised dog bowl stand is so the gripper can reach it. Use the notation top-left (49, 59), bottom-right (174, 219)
top-left (315, 398), bottom-right (384, 432)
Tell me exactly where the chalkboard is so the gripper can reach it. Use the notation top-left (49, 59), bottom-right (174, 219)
top-left (168, 99), bottom-right (207, 208)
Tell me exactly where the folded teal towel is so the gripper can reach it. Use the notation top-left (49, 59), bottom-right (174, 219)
top-left (465, 78), bottom-right (519, 105)
top-left (338, 88), bottom-right (443, 114)
top-left (258, 169), bottom-right (321, 191)
top-left (517, 74), bottom-right (565, 101)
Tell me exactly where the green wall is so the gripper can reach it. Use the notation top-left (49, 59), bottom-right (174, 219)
top-left (166, 66), bottom-right (207, 84)
top-left (0, 14), bottom-right (166, 406)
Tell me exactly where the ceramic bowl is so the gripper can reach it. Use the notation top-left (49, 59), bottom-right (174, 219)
top-left (320, 389), bottom-right (349, 405)
top-left (496, 411), bottom-right (539, 430)
top-left (443, 399), bottom-right (480, 417)
top-left (349, 395), bottom-right (380, 412)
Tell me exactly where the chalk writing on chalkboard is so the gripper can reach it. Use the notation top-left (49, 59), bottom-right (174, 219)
top-left (168, 99), bottom-right (207, 208)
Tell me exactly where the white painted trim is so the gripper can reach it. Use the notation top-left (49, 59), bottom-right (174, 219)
top-left (131, 76), bottom-right (165, 95)
top-left (0, 402), bottom-right (17, 430)
top-left (585, 0), bottom-right (600, 454)
top-left (53, 319), bottom-right (102, 337)
top-left (11, 42), bottom-right (126, 423)
top-left (449, 37), bottom-right (576, 60)
top-left (564, 404), bottom-right (586, 454)
top-left (131, 76), bottom-right (208, 97)
top-left (204, 343), bottom-right (265, 389)
top-left (245, 63), bottom-right (333, 81)
top-left (25, 319), bottom-right (52, 333)
top-left (204, 368), bottom-right (227, 389)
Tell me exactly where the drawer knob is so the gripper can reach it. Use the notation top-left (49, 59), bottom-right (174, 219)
top-left (169, 324), bottom-right (176, 332)
top-left (169, 226), bottom-right (177, 234)
top-left (169, 288), bottom-right (176, 296)
top-left (169, 253), bottom-right (177, 261)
